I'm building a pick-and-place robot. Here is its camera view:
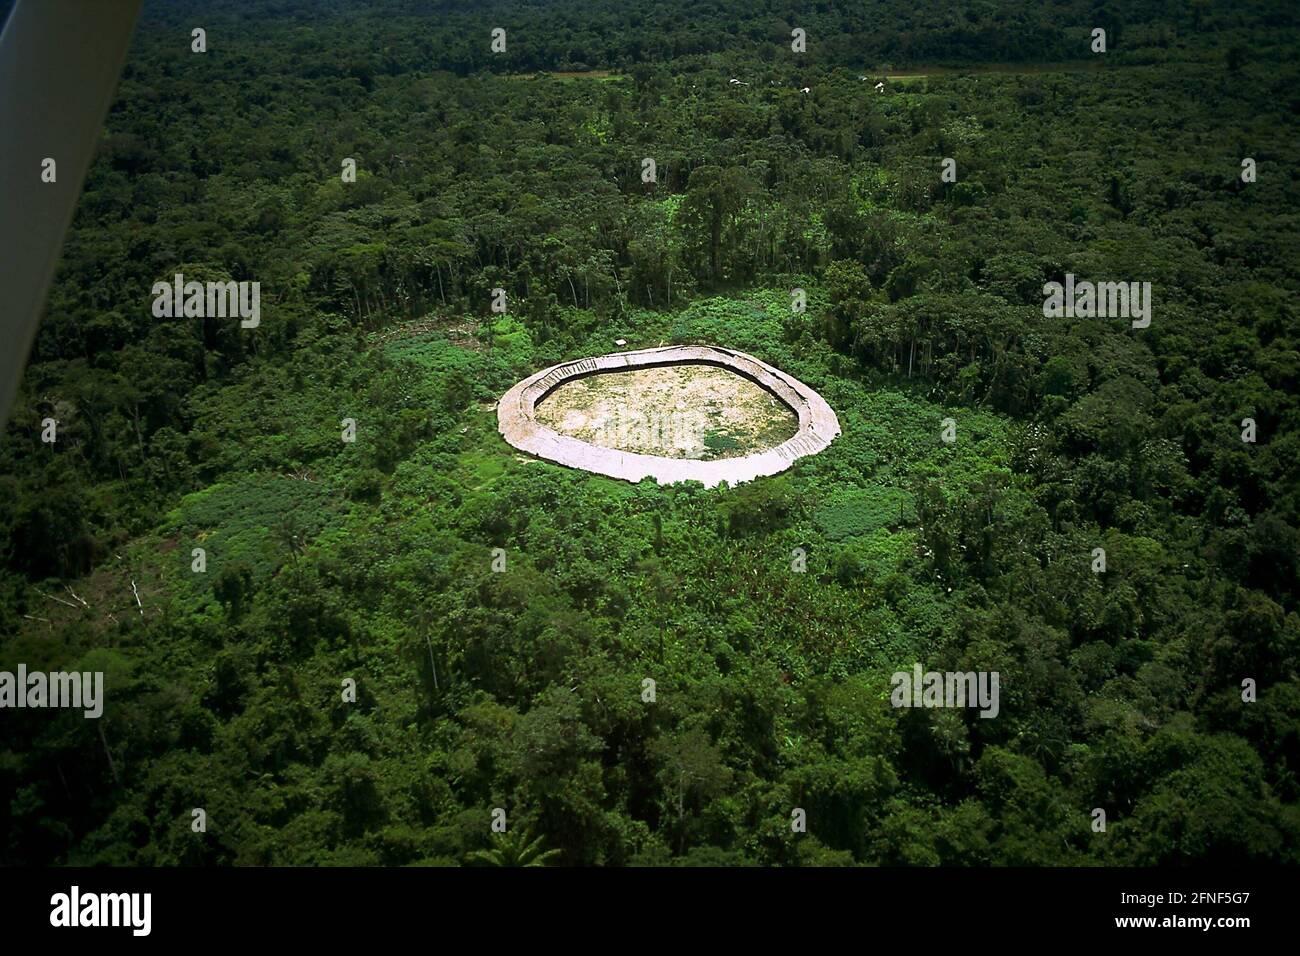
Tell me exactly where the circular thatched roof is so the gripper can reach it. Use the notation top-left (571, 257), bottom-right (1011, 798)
top-left (497, 345), bottom-right (840, 488)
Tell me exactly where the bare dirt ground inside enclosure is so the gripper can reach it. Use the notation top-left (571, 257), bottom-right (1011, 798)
top-left (534, 364), bottom-right (799, 460)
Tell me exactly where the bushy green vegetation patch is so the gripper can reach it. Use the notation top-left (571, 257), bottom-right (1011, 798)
top-left (162, 473), bottom-right (346, 607)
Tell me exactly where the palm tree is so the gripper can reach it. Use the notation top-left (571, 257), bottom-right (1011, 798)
top-left (274, 514), bottom-right (304, 565)
top-left (467, 828), bottom-right (561, 867)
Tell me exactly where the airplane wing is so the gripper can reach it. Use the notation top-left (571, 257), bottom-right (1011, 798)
top-left (0, 0), bottom-right (143, 426)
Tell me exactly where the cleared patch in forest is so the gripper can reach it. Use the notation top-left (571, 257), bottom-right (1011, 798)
top-left (535, 364), bottom-right (799, 460)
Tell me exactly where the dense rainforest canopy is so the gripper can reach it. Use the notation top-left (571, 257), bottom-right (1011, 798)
top-left (1, 0), bottom-right (1298, 865)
